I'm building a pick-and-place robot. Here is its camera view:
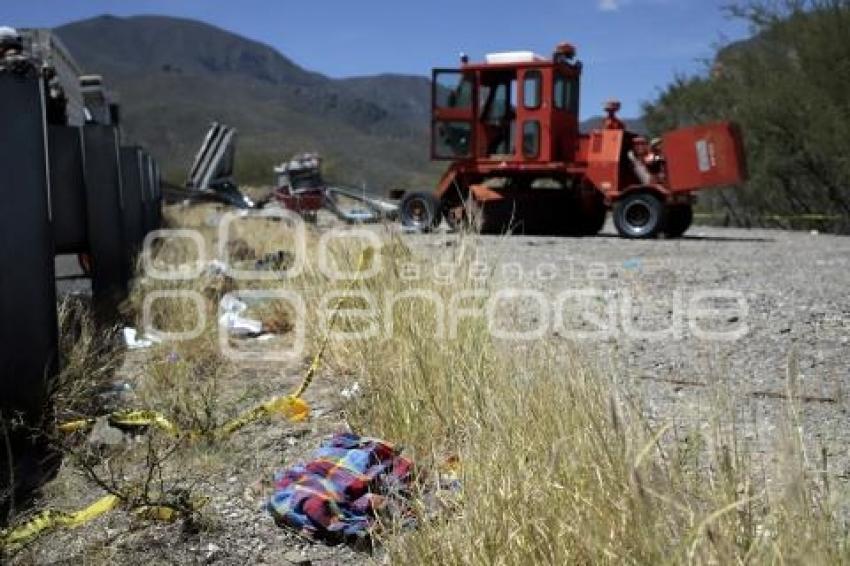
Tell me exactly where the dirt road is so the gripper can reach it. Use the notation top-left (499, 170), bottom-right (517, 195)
top-left (411, 222), bottom-right (850, 479)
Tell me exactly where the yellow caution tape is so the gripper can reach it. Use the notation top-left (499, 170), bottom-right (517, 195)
top-left (0, 492), bottom-right (210, 551)
top-left (218, 395), bottom-right (310, 437)
top-left (58, 396), bottom-right (310, 442)
top-left (0, 494), bottom-right (120, 551)
top-left (109, 410), bottom-right (181, 435)
top-left (291, 247), bottom-right (374, 399)
top-left (57, 418), bottom-right (96, 433)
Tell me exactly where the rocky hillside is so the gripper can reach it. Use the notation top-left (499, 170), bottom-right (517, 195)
top-left (55, 15), bottom-right (440, 191)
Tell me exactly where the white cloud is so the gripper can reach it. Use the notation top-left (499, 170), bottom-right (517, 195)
top-left (598, 0), bottom-right (621, 11)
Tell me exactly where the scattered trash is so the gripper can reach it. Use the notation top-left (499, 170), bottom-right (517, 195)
top-left (254, 250), bottom-right (295, 272)
top-left (340, 382), bottom-right (361, 400)
top-left (622, 258), bottom-right (642, 271)
top-left (219, 295), bottom-right (263, 337)
top-left (123, 327), bottom-right (162, 350)
top-left (267, 433), bottom-right (412, 544)
top-left (204, 259), bottom-right (229, 276)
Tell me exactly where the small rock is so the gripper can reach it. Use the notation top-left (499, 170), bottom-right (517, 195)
top-left (88, 417), bottom-right (125, 448)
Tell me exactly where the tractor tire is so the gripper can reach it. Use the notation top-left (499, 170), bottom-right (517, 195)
top-left (613, 192), bottom-right (665, 239)
top-left (400, 191), bottom-right (442, 232)
top-left (663, 204), bottom-right (694, 238)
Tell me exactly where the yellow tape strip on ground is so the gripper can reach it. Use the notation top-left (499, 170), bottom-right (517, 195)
top-left (0, 495), bottom-right (120, 551)
top-left (0, 494), bottom-right (210, 551)
top-left (292, 247), bottom-right (374, 399)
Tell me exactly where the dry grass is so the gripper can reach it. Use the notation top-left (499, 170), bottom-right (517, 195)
top-left (311, 232), bottom-right (850, 564)
top-left (34, 203), bottom-right (849, 564)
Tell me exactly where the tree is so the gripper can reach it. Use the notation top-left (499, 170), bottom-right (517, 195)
top-left (644, 0), bottom-right (850, 232)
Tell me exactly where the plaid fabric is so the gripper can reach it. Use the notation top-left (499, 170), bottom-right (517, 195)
top-left (267, 433), bottom-right (412, 542)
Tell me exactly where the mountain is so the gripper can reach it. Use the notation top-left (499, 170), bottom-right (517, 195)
top-left (54, 16), bottom-right (646, 192)
top-left (55, 15), bottom-right (440, 191)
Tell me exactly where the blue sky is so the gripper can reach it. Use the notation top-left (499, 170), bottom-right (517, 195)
top-left (1, 0), bottom-right (751, 118)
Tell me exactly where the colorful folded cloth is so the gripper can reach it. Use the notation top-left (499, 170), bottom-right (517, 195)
top-left (267, 433), bottom-right (412, 543)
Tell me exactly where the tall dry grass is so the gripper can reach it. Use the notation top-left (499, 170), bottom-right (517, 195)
top-left (100, 204), bottom-right (849, 563)
top-left (313, 232), bottom-right (849, 564)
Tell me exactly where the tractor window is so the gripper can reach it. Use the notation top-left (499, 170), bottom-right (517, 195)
top-left (554, 76), bottom-right (567, 110)
top-left (554, 75), bottom-right (579, 114)
top-left (434, 121), bottom-right (472, 158)
top-left (524, 71), bottom-right (542, 109)
top-left (523, 120), bottom-right (540, 158)
top-left (435, 71), bottom-right (473, 110)
top-left (484, 80), bottom-right (517, 120)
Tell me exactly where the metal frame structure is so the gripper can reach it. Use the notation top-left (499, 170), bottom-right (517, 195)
top-left (0, 46), bottom-right (162, 511)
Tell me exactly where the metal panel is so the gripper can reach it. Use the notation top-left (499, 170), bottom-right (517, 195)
top-left (0, 73), bottom-right (60, 503)
top-left (0, 72), bottom-right (59, 417)
top-left (664, 122), bottom-right (748, 193)
top-left (187, 123), bottom-right (236, 191)
top-left (120, 146), bottom-right (144, 254)
top-left (20, 29), bottom-right (86, 127)
top-left (83, 125), bottom-right (129, 314)
top-left (49, 126), bottom-right (88, 253)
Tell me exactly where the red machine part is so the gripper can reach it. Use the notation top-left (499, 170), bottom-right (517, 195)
top-left (662, 122), bottom-right (747, 192)
top-left (275, 188), bottom-right (324, 213)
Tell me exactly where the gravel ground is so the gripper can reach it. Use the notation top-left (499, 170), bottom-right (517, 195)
top-left (410, 221), bottom-right (850, 483)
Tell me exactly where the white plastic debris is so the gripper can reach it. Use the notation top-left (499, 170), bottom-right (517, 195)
top-left (219, 295), bottom-right (263, 337)
top-left (123, 327), bottom-right (162, 350)
top-left (205, 259), bottom-right (229, 276)
top-left (341, 382), bottom-right (362, 400)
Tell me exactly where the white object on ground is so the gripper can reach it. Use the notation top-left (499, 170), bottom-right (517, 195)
top-left (205, 259), bottom-right (229, 276)
top-left (219, 295), bottom-right (263, 337)
top-left (341, 382), bottom-right (362, 400)
top-left (123, 327), bottom-right (162, 350)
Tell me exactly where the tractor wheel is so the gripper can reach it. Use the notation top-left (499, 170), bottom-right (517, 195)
top-left (663, 204), bottom-right (693, 238)
top-left (400, 192), bottom-right (442, 232)
top-left (613, 192), bottom-right (665, 239)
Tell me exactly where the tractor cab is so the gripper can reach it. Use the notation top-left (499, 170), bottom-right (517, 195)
top-left (431, 43), bottom-right (582, 165)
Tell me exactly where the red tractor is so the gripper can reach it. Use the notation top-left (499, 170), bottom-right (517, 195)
top-left (399, 43), bottom-right (746, 238)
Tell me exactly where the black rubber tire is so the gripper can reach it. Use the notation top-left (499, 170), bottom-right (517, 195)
top-left (613, 192), bottom-right (665, 239)
top-left (663, 204), bottom-right (694, 238)
top-left (400, 191), bottom-right (442, 232)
